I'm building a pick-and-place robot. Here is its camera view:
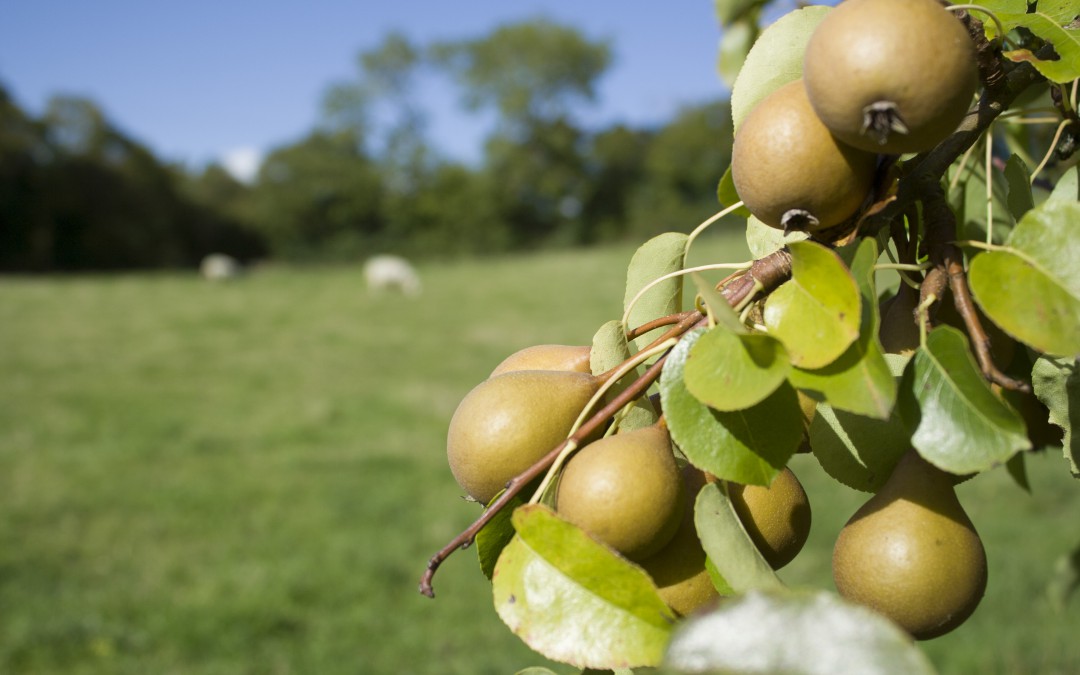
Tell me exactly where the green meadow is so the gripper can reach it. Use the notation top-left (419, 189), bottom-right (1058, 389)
top-left (1, 233), bottom-right (1078, 674)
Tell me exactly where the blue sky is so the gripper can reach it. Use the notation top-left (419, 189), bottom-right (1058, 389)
top-left (0, 1), bottom-right (746, 180)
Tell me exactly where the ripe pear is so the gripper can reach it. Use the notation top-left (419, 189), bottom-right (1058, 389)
top-left (640, 465), bottom-right (722, 616)
top-left (803, 0), bottom-right (977, 154)
top-left (556, 424), bottom-right (683, 561)
top-left (727, 466), bottom-right (812, 569)
top-left (490, 344), bottom-right (593, 378)
top-left (832, 449), bottom-right (987, 640)
top-left (878, 283), bottom-right (922, 356)
top-left (731, 79), bottom-right (878, 232)
top-left (447, 370), bottom-right (601, 504)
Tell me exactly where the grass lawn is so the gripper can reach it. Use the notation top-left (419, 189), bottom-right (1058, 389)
top-left (1, 231), bottom-right (1078, 674)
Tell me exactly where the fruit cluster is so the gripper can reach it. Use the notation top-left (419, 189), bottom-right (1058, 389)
top-left (446, 343), bottom-right (813, 617)
top-left (422, 0), bottom-right (1079, 669)
top-left (732, 0), bottom-right (977, 233)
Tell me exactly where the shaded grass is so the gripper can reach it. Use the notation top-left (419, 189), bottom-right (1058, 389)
top-left (1, 231), bottom-right (1078, 674)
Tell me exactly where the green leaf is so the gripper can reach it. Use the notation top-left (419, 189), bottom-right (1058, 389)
top-left (1004, 154), bottom-right (1034, 220)
top-left (663, 590), bottom-right (938, 675)
top-left (745, 215), bottom-right (808, 258)
top-left (515, 668), bottom-right (559, 675)
top-left (718, 19), bottom-right (758, 88)
top-left (591, 320), bottom-right (657, 433)
top-left (694, 482), bottom-right (784, 593)
top-left (493, 505), bottom-right (675, 669)
top-left (1005, 451), bottom-right (1031, 493)
top-left (624, 233), bottom-right (689, 352)
top-left (809, 403), bottom-right (911, 493)
top-left (1048, 165), bottom-right (1079, 204)
top-left (691, 273), bottom-right (744, 334)
top-left (790, 339), bottom-right (897, 419)
top-left (980, 1), bottom-right (1080, 82)
top-left (969, 200), bottom-right (1080, 356)
top-left (704, 556), bottom-right (735, 596)
top-left (661, 329), bottom-right (802, 485)
top-left (1000, 14), bottom-right (1080, 83)
top-left (763, 241), bottom-right (861, 369)
top-left (954, 160), bottom-right (1014, 244)
top-left (717, 165), bottom-right (752, 216)
top-left (788, 238), bottom-right (896, 419)
top-left (591, 320), bottom-right (632, 375)
top-left (683, 325), bottom-right (791, 412)
top-left (714, 0), bottom-right (762, 24)
top-left (898, 326), bottom-right (1030, 474)
top-left (1031, 355), bottom-right (1080, 476)
top-left (477, 492), bottom-right (524, 579)
top-left (730, 5), bottom-right (831, 132)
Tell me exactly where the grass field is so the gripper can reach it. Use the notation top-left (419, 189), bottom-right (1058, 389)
top-left (2, 233), bottom-right (1079, 674)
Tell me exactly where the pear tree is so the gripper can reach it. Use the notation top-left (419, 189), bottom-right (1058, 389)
top-left (420, 1), bottom-right (1080, 672)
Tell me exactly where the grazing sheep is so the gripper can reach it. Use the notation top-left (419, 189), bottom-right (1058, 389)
top-left (363, 254), bottom-right (421, 296)
top-left (200, 253), bottom-right (242, 281)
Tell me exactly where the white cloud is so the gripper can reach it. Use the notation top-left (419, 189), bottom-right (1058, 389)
top-left (220, 146), bottom-right (264, 184)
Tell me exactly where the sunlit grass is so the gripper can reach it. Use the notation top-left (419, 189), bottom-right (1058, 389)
top-left (0, 231), bottom-right (1077, 674)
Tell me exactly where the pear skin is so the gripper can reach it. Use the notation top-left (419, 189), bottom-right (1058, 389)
top-left (490, 344), bottom-right (593, 378)
top-left (640, 465), bottom-right (721, 616)
top-left (447, 370), bottom-right (600, 504)
top-left (879, 283), bottom-right (921, 356)
top-left (832, 449), bottom-right (987, 640)
top-left (727, 466), bottom-right (812, 570)
top-left (556, 424), bottom-right (683, 561)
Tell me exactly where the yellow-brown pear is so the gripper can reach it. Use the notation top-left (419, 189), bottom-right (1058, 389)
top-left (727, 466), bottom-right (812, 569)
top-left (878, 283), bottom-right (922, 356)
top-left (832, 449), bottom-right (987, 640)
top-left (640, 465), bottom-right (722, 616)
top-left (731, 79), bottom-right (877, 232)
top-left (556, 424), bottom-right (683, 561)
top-left (490, 344), bottom-right (593, 377)
top-left (447, 370), bottom-right (601, 504)
top-left (803, 0), bottom-right (977, 154)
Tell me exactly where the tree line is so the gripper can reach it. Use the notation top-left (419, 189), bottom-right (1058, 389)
top-left (0, 19), bottom-right (733, 271)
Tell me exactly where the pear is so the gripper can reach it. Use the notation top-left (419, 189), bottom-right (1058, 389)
top-left (490, 344), bottom-right (592, 378)
top-left (727, 466), bottom-right (812, 570)
top-left (731, 79), bottom-right (878, 232)
top-left (447, 370), bottom-right (601, 504)
top-left (878, 283), bottom-right (921, 356)
top-left (640, 465), bottom-right (722, 616)
top-left (556, 424), bottom-right (683, 561)
top-left (832, 449), bottom-right (987, 640)
top-left (803, 0), bottom-right (977, 154)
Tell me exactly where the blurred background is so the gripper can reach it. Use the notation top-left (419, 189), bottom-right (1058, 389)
top-left (1, 2), bottom-right (1078, 674)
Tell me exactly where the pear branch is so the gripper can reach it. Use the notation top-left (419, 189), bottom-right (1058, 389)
top-left (923, 190), bottom-right (1030, 393)
top-left (419, 248), bottom-right (797, 598)
top-left (418, 311), bottom-right (704, 598)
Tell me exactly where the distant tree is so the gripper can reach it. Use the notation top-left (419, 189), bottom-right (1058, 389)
top-left (0, 84), bottom-right (52, 270)
top-left (0, 90), bottom-right (265, 271)
top-left (249, 130), bottom-right (384, 259)
top-left (431, 18), bottom-right (611, 134)
top-left (629, 100), bottom-right (734, 237)
top-left (580, 124), bottom-right (653, 243)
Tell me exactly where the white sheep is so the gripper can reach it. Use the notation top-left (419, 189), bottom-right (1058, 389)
top-left (200, 253), bottom-right (242, 281)
top-left (363, 254), bottom-right (421, 296)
